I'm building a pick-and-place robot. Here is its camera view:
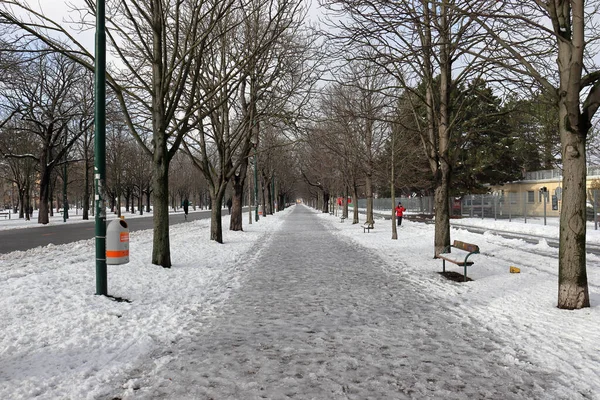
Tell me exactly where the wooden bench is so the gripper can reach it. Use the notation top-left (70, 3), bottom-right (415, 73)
top-left (340, 215), bottom-right (346, 223)
top-left (362, 222), bottom-right (374, 233)
top-left (0, 212), bottom-right (10, 219)
top-left (436, 240), bottom-right (480, 281)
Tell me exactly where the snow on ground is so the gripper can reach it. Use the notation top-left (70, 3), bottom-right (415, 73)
top-left (322, 210), bottom-right (600, 399)
top-left (0, 205), bottom-right (599, 399)
top-left (0, 209), bottom-right (285, 399)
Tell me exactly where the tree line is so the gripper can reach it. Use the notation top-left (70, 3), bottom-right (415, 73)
top-left (303, 0), bottom-right (600, 310)
top-left (1, 0), bottom-right (599, 309)
top-left (0, 0), bottom-right (319, 267)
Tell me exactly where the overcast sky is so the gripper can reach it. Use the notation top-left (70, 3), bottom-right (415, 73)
top-left (40, 0), bottom-right (324, 55)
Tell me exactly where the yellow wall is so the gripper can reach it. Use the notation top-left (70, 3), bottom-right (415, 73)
top-left (490, 176), bottom-right (600, 218)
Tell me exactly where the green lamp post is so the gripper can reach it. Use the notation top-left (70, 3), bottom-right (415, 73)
top-left (95, 0), bottom-right (107, 296)
top-left (254, 147), bottom-right (259, 222)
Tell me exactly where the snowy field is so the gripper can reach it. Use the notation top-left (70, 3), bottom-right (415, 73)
top-left (0, 204), bottom-right (599, 399)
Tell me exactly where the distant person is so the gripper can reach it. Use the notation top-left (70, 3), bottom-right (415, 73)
top-left (183, 198), bottom-right (189, 220)
top-left (226, 197), bottom-right (232, 215)
top-left (395, 202), bottom-right (406, 227)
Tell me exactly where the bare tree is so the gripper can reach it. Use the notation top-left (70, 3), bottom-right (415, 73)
top-left (106, 117), bottom-right (133, 217)
top-left (465, 1), bottom-right (600, 308)
top-left (183, 0), bottom-right (310, 241)
top-left (70, 72), bottom-right (95, 219)
top-left (127, 138), bottom-right (153, 215)
top-left (322, 0), bottom-right (490, 254)
top-left (330, 61), bottom-right (393, 225)
top-left (0, 0), bottom-right (247, 266)
top-left (298, 126), bottom-right (338, 213)
top-left (229, 27), bottom-right (317, 229)
top-left (169, 152), bottom-right (195, 213)
top-left (0, 51), bottom-right (92, 223)
top-left (0, 122), bottom-right (37, 219)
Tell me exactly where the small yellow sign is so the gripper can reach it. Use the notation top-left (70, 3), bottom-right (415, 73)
top-left (510, 266), bottom-right (521, 273)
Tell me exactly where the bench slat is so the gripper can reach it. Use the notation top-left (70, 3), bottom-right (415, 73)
top-left (437, 255), bottom-right (474, 266)
top-left (453, 240), bottom-right (479, 253)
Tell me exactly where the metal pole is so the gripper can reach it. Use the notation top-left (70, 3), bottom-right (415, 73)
top-left (509, 192), bottom-right (512, 222)
top-left (595, 190), bottom-right (598, 231)
top-left (524, 192), bottom-right (527, 224)
top-left (494, 195), bottom-right (497, 221)
top-left (543, 190), bottom-right (547, 225)
top-left (63, 132), bottom-right (68, 222)
top-left (470, 195), bottom-right (473, 218)
top-left (95, 0), bottom-right (107, 296)
top-left (248, 167), bottom-right (252, 225)
top-left (254, 149), bottom-right (259, 222)
top-left (481, 194), bottom-right (484, 219)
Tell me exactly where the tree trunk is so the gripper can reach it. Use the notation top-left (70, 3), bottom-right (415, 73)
top-left (558, 128), bottom-right (589, 308)
top-left (556, 51), bottom-right (590, 308)
top-left (261, 181), bottom-right (267, 218)
top-left (433, 165), bottom-right (451, 257)
top-left (248, 170), bottom-right (253, 225)
top-left (344, 186), bottom-right (349, 218)
top-left (230, 161), bottom-right (248, 231)
top-left (366, 173), bottom-right (374, 225)
top-left (37, 166), bottom-right (51, 224)
top-left (391, 137), bottom-right (397, 240)
top-left (146, 184), bottom-right (151, 212)
top-left (322, 189), bottom-right (330, 213)
top-left (432, 1), bottom-right (452, 257)
top-left (117, 191), bottom-right (122, 218)
top-left (151, 144), bottom-right (171, 268)
top-left (49, 181), bottom-right (54, 218)
top-left (83, 157), bottom-right (89, 220)
top-left (266, 179), bottom-right (273, 215)
top-left (25, 191), bottom-right (31, 221)
top-left (210, 191), bottom-right (225, 243)
top-left (18, 189), bottom-right (25, 219)
top-left (125, 190), bottom-right (130, 212)
top-left (352, 185), bottom-right (359, 224)
top-left (138, 186), bottom-right (144, 215)
top-left (550, 1), bottom-right (591, 309)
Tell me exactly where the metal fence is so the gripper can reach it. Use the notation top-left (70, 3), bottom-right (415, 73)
top-left (358, 190), bottom-right (600, 229)
top-left (357, 197), bottom-right (434, 214)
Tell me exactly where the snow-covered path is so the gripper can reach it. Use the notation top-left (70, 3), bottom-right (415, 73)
top-left (123, 205), bottom-right (564, 400)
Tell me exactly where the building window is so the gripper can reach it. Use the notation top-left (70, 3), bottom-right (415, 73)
top-left (527, 191), bottom-right (535, 203)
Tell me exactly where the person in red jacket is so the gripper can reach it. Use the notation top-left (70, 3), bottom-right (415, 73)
top-left (395, 202), bottom-right (406, 226)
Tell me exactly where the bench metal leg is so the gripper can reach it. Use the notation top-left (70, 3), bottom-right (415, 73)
top-left (442, 259), bottom-right (445, 273)
top-left (464, 265), bottom-right (467, 282)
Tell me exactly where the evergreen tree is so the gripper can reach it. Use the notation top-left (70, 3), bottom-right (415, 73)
top-left (503, 92), bottom-right (560, 172)
top-left (450, 80), bottom-right (522, 193)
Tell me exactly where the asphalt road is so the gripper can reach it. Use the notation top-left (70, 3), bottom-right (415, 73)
top-left (0, 209), bottom-right (222, 254)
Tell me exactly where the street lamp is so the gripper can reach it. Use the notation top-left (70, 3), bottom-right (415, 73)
top-left (63, 130), bottom-right (69, 222)
top-left (95, 0), bottom-right (107, 296)
top-left (254, 144), bottom-right (259, 222)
